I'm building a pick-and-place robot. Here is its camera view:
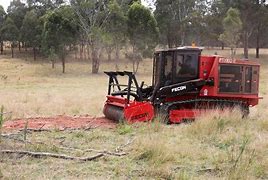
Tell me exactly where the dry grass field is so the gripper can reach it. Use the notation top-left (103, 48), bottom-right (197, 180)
top-left (0, 48), bottom-right (267, 179)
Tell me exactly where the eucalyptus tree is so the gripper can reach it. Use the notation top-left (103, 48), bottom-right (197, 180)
top-left (103, 0), bottom-right (127, 69)
top-left (0, 17), bottom-right (19, 58)
top-left (71, 0), bottom-right (110, 74)
top-left (0, 6), bottom-right (6, 55)
top-left (127, 2), bottom-right (159, 73)
top-left (21, 10), bottom-right (42, 60)
top-left (154, 0), bottom-right (196, 47)
top-left (7, 0), bottom-right (27, 51)
top-left (42, 5), bottom-right (79, 73)
top-left (219, 8), bottom-right (242, 58)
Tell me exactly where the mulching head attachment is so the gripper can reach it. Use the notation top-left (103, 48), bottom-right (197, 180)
top-left (103, 71), bottom-right (154, 123)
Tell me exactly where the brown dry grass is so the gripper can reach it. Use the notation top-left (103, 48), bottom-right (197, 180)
top-left (0, 48), bottom-right (267, 179)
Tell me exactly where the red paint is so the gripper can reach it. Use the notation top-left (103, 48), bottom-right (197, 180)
top-left (104, 95), bottom-right (154, 123)
top-left (104, 54), bottom-right (260, 123)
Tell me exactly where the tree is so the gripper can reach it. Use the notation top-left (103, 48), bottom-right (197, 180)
top-left (127, 2), bottom-right (159, 73)
top-left (0, 17), bottom-right (19, 58)
top-left (21, 10), bottom-right (42, 60)
top-left (202, 0), bottom-right (226, 48)
top-left (127, 2), bottom-right (159, 54)
top-left (103, 0), bottom-right (127, 69)
top-left (7, 0), bottom-right (27, 52)
top-left (71, 0), bottom-right (110, 74)
top-left (253, 1), bottom-right (268, 58)
top-left (154, 0), bottom-right (195, 47)
top-left (0, 6), bottom-right (6, 55)
top-left (219, 8), bottom-right (242, 58)
top-left (42, 6), bottom-right (79, 73)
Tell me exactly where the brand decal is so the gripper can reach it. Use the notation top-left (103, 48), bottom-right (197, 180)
top-left (131, 113), bottom-right (149, 120)
top-left (219, 58), bottom-right (236, 63)
top-left (171, 86), bottom-right (187, 92)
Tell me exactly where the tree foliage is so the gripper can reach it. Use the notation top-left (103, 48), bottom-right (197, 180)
top-left (21, 10), bottom-right (42, 60)
top-left (127, 2), bottom-right (159, 57)
top-left (71, 0), bottom-right (111, 73)
top-left (42, 5), bottom-right (79, 73)
top-left (219, 8), bottom-right (242, 57)
top-left (103, 0), bottom-right (127, 68)
top-left (1, 0), bottom-right (268, 74)
top-left (0, 17), bottom-right (19, 58)
top-left (0, 5), bottom-right (6, 54)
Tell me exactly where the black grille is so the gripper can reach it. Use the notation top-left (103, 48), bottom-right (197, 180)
top-left (219, 65), bottom-right (242, 93)
top-left (219, 64), bottom-right (259, 94)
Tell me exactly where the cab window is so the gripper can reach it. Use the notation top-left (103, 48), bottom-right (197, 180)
top-left (163, 52), bottom-right (173, 85)
top-left (174, 53), bottom-right (198, 83)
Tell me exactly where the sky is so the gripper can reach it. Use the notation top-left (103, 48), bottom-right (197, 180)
top-left (0, 0), bottom-right (11, 11)
top-left (0, 0), bottom-right (155, 12)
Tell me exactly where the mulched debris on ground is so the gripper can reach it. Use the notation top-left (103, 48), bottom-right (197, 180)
top-left (2, 115), bottom-right (117, 132)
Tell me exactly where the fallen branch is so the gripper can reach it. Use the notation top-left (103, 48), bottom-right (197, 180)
top-left (59, 146), bottom-right (127, 157)
top-left (0, 150), bottom-right (104, 161)
top-left (115, 138), bottom-right (135, 152)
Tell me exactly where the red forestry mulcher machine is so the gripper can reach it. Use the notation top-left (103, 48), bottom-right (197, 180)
top-left (103, 47), bottom-right (260, 123)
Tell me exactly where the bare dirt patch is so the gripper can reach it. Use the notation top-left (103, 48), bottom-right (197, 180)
top-left (2, 115), bottom-right (116, 132)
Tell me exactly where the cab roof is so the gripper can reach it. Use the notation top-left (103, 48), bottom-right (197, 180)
top-left (155, 46), bottom-right (204, 53)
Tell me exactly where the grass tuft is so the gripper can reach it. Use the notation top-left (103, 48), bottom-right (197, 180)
top-left (186, 108), bottom-right (243, 139)
top-left (117, 123), bottom-right (133, 135)
top-left (0, 105), bottom-right (4, 142)
top-left (134, 134), bottom-right (175, 166)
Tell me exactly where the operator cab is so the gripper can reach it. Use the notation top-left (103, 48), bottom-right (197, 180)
top-left (153, 47), bottom-right (202, 87)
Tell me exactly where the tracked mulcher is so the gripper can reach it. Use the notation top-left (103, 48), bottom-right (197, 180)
top-left (103, 47), bottom-right (260, 123)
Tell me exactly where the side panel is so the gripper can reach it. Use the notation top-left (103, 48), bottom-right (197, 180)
top-left (199, 57), bottom-right (260, 106)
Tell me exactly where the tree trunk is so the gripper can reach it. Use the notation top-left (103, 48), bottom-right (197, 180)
top-left (61, 47), bottom-right (66, 73)
top-left (135, 61), bottom-right (140, 74)
top-left (80, 43), bottom-right (84, 60)
top-left (243, 31), bottom-right (249, 59)
top-left (11, 42), bottom-right (14, 58)
top-left (256, 47), bottom-right (259, 59)
top-left (221, 42), bottom-right (224, 50)
top-left (167, 32), bottom-right (173, 48)
top-left (256, 26), bottom-right (260, 59)
top-left (115, 46), bottom-right (120, 71)
top-left (62, 55), bottom-right (65, 73)
top-left (0, 41), bottom-right (3, 55)
top-left (52, 59), bottom-right (55, 69)
top-left (33, 47), bottom-right (36, 61)
top-left (91, 46), bottom-right (99, 74)
top-left (132, 61), bottom-right (135, 74)
top-left (87, 45), bottom-right (90, 61)
top-left (24, 42), bottom-right (27, 52)
top-left (107, 48), bottom-right (112, 61)
top-left (74, 46), bottom-right (77, 59)
top-left (18, 41), bottom-right (21, 52)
